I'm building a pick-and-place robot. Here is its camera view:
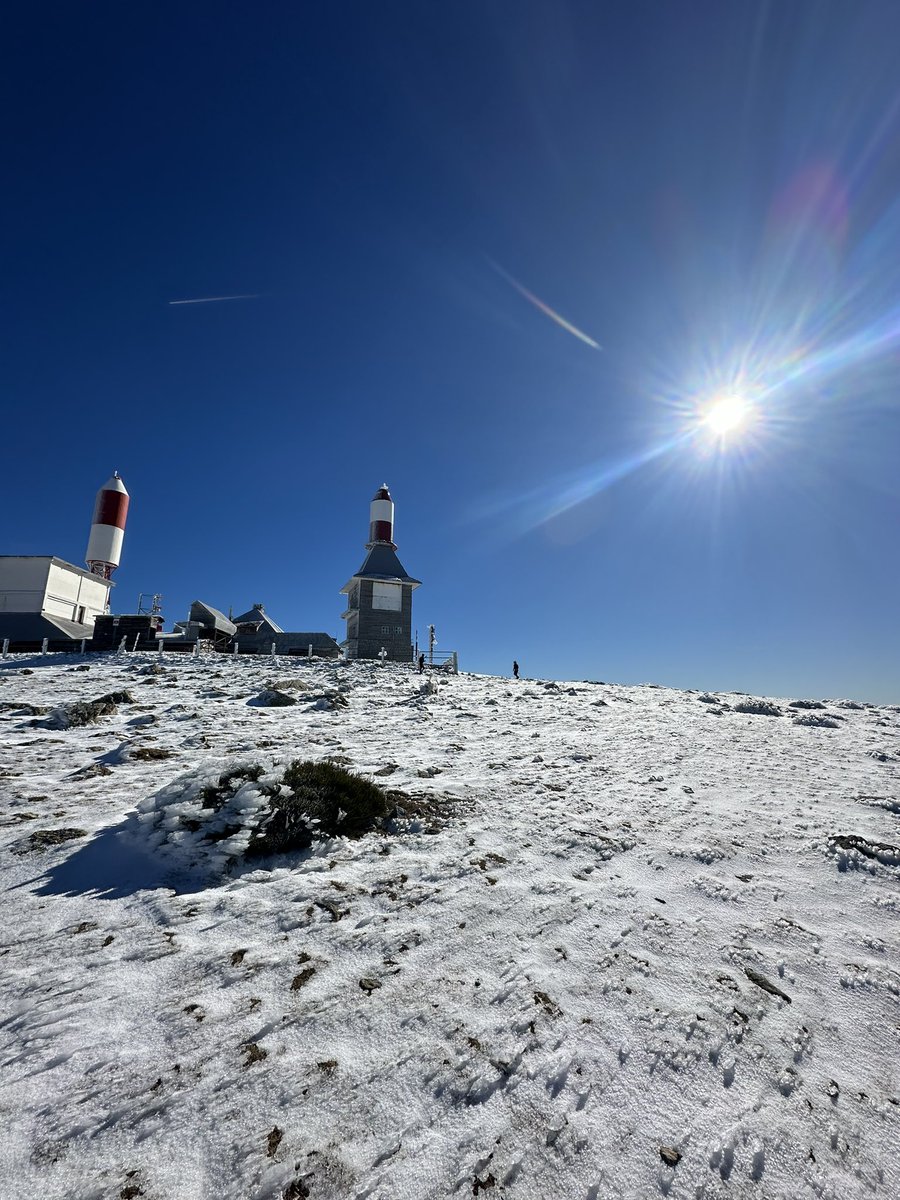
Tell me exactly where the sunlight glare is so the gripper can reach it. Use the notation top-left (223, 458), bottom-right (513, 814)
top-left (703, 394), bottom-right (751, 437)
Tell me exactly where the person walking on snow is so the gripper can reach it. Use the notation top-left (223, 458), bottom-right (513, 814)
top-left (513, 660), bottom-right (519, 679)
top-left (418, 653), bottom-right (425, 674)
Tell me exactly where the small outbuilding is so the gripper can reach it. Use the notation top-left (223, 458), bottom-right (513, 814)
top-left (0, 556), bottom-right (112, 650)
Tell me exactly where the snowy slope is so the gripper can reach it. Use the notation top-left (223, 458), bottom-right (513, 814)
top-left (1, 653), bottom-right (898, 1200)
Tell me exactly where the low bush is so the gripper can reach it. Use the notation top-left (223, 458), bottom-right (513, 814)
top-left (733, 699), bottom-right (782, 717)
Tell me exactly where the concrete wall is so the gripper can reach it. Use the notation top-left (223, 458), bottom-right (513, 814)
top-left (0, 557), bottom-right (110, 625)
top-left (45, 562), bottom-right (110, 625)
top-left (0, 557), bottom-right (52, 612)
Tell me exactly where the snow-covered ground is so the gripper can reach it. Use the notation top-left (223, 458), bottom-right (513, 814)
top-left (1, 652), bottom-right (898, 1200)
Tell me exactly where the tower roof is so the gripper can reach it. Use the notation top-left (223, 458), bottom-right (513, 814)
top-left (340, 543), bottom-right (421, 593)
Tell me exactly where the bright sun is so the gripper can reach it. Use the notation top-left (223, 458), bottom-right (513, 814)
top-left (703, 394), bottom-right (750, 436)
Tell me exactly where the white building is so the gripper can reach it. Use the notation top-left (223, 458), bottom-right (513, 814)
top-left (0, 556), bottom-right (112, 648)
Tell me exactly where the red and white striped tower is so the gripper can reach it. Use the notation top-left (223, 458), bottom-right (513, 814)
top-left (85, 472), bottom-right (129, 579)
top-left (368, 484), bottom-right (396, 548)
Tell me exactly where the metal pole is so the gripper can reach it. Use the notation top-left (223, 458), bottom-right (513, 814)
top-left (158, 637), bottom-right (164, 654)
top-left (2, 638), bottom-right (9, 659)
top-left (41, 638), bottom-right (49, 656)
top-left (79, 638), bottom-right (86, 655)
top-left (308, 643), bottom-right (313, 661)
top-left (271, 641), bottom-right (276, 660)
top-left (233, 642), bottom-right (239, 656)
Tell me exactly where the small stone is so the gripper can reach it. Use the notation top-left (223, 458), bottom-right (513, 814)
top-left (659, 1146), bottom-right (681, 1167)
top-left (266, 1126), bottom-right (283, 1158)
top-left (291, 967), bottom-right (316, 991)
top-left (744, 966), bottom-right (792, 1003)
top-left (242, 1041), bottom-right (267, 1066)
top-left (359, 977), bottom-right (382, 994)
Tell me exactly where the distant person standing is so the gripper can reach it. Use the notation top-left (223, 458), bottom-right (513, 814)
top-left (512, 660), bottom-right (519, 679)
top-left (418, 653), bottom-right (425, 673)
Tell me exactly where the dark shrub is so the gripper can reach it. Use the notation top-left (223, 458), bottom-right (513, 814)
top-left (245, 760), bottom-right (390, 857)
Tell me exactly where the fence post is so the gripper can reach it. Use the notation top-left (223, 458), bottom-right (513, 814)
top-left (158, 637), bottom-right (164, 654)
top-left (119, 637), bottom-right (127, 655)
top-left (2, 637), bottom-right (9, 659)
top-left (79, 638), bottom-right (87, 655)
top-left (271, 641), bottom-right (276, 660)
top-left (308, 643), bottom-right (313, 661)
top-left (41, 638), bottom-right (49, 656)
top-left (233, 642), bottom-right (239, 656)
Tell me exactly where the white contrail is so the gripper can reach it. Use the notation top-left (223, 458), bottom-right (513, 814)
top-left (487, 258), bottom-right (601, 350)
top-left (168, 294), bottom-right (260, 306)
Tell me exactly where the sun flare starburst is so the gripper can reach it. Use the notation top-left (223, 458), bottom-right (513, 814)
top-left (702, 394), bottom-right (753, 438)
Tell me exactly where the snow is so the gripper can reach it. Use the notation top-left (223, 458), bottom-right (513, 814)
top-left (1, 652), bottom-right (898, 1199)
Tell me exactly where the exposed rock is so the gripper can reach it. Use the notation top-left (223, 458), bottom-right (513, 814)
top-left (96, 691), bottom-right (136, 706)
top-left (744, 966), bottom-right (792, 1003)
top-left (130, 747), bottom-right (173, 761)
top-left (291, 967), bottom-right (316, 990)
top-left (242, 1041), bottom-right (267, 1066)
top-left (310, 690), bottom-right (349, 711)
top-left (45, 690), bottom-right (134, 729)
top-left (22, 828), bottom-right (88, 852)
top-left (265, 677), bottom-right (309, 692)
top-left (359, 977), bottom-right (382, 994)
top-left (789, 699), bottom-right (826, 710)
top-left (266, 1126), bottom-right (283, 1158)
top-left (659, 1146), bottom-right (681, 1167)
top-left (830, 833), bottom-right (900, 868)
top-left (282, 1181), bottom-right (310, 1200)
top-left (249, 689), bottom-right (298, 708)
top-left (71, 763), bottom-right (114, 779)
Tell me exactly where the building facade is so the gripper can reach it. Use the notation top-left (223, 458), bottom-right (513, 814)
top-left (0, 556), bottom-right (113, 648)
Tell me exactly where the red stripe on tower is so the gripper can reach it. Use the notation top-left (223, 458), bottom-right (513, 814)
top-left (86, 472), bottom-right (130, 579)
top-left (93, 488), bottom-right (129, 530)
top-left (368, 484), bottom-right (396, 547)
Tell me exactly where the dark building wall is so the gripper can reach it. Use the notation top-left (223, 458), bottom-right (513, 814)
top-left (91, 614), bottom-right (163, 651)
top-left (345, 579), bottom-right (413, 662)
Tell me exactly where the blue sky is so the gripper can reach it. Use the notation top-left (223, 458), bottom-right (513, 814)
top-left (4, 2), bottom-right (899, 702)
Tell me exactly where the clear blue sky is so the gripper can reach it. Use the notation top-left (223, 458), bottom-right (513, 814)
top-left (4, 2), bottom-right (899, 702)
